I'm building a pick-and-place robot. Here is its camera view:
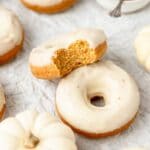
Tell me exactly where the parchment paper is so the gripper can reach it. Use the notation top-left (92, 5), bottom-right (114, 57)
top-left (0, 0), bottom-right (150, 149)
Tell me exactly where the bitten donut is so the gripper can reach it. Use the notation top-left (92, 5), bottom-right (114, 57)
top-left (134, 26), bottom-right (150, 71)
top-left (29, 28), bottom-right (107, 80)
top-left (0, 6), bottom-right (24, 65)
top-left (20, 0), bottom-right (77, 13)
top-left (56, 61), bottom-right (140, 138)
top-left (0, 110), bottom-right (77, 150)
top-left (0, 84), bottom-right (6, 119)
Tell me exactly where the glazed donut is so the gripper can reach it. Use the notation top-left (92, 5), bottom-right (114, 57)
top-left (134, 26), bottom-right (150, 71)
top-left (0, 6), bottom-right (24, 65)
top-left (56, 61), bottom-right (140, 138)
top-left (20, 0), bottom-right (77, 13)
top-left (29, 28), bottom-right (107, 80)
top-left (0, 84), bottom-right (6, 119)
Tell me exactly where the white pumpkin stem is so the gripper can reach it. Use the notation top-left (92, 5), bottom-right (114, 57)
top-left (24, 133), bottom-right (39, 149)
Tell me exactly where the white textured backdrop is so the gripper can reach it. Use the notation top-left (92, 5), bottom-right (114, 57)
top-left (0, 0), bottom-right (150, 149)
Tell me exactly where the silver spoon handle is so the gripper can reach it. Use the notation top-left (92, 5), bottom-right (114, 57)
top-left (109, 0), bottom-right (125, 17)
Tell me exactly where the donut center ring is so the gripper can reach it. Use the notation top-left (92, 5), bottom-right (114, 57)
top-left (88, 92), bottom-right (106, 108)
top-left (90, 96), bottom-right (105, 107)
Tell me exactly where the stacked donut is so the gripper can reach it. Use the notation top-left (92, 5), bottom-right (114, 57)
top-left (29, 28), bottom-right (140, 138)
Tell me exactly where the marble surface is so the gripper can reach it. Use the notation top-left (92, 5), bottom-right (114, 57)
top-left (0, 0), bottom-right (150, 150)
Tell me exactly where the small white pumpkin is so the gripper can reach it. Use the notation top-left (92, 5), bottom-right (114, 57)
top-left (135, 26), bottom-right (150, 71)
top-left (0, 110), bottom-right (77, 150)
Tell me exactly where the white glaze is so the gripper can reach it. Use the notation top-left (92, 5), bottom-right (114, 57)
top-left (29, 28), bottom-right (106, 67)
top-left (0, 6), bottom-right (23, 56)
top-left (135, 26), bottom-right (150, 71)
top-left (22, 0), bottom-right (63, 7)
top-left (0, 84), bottom-right (5, 111)
top-left (56, 61), bottom-right (140, 134)
top-left (0, 110), bottom-right (77, 150)
top-left (97, 0), bottom-right (150, 13)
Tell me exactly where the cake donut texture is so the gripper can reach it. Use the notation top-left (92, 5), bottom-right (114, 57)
top-left (0, 6), bottom-right (24, 65)
top-left (29, 28), bottom-right (107, 80)
top-left (0, 84), bottom-right (6, 119)
top-left (0, 110), bottom-right (77, 149)
top-left (56, 61), bottom-right (140, 138)
top-left (135, 26), bottom-right (150, 71)
top-left (20, 0), bottom-right (77, 13)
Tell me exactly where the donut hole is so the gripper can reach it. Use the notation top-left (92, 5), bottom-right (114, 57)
top-left (90, 96), bottom-right (105, 107)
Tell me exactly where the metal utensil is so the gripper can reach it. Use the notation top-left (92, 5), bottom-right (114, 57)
top-left (109, 0), bottom-right (126, 17)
